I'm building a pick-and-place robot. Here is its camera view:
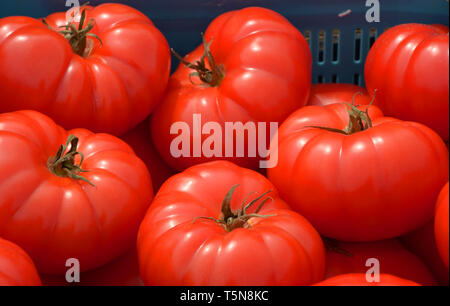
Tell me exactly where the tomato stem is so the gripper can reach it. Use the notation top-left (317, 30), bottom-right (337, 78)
top-left (171, 33), bottom-right (225, 87)
top-left (343, 91), bottom-right (376, 134)
top-left (47, 135), bottom-right (95, 186)
top-left (193, 185), bottom-right (275, 232)
top-left (306, 90), bottom-right (377, 135)
top-left (42, 2), bottom-right (102, 57)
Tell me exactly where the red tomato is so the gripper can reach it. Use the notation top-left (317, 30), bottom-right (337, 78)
top-left (314, 273), bottom-right (420, 286)
top-left (121, 117), bottom-right (177, 192)
top-left (268, 103), bottom-right (449, 241)
top-left (0, 3), bottom-right (170, 136)
top-left (42, 248), bottom-right (143, 286)
top-left (308, 83), bottom-right (371, 107)
top-left (402, 222), bottom-right (449, 286)
top-left (151, 7), bottom-right (312, 171)
top-left (435, 182), bottom-right (449, 268)
top-left (0, 237), bottom-right (41, 286)
top-left (430, 24), bottom-right (450, 33)
top-left (325, 239), bottom-right (436, 286)
top-left (365, 24), bottom-right (449, 141)
top-left (137, 161), bottom-right (325, 286)
top-left (0, 110), bottom-right (153, 275)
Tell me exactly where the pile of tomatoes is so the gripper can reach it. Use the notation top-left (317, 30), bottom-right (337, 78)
top-left (0, 3), bottom-right (448, 287)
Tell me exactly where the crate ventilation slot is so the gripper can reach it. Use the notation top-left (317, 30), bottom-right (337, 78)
top-left (318, 29), bottom-right (326, 64)
top-left (332, 29), bottom-right (340, 63)
top-left (354, 28), bottom-right (362, 62)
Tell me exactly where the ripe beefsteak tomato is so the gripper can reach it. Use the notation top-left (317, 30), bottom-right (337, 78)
top-left (365, 24), bottom-right (449, 141)
top-left (0, 237), bottom-right (41, 286)
top-left (324, 239), bottom-right (436, 286)
top-left (137, 161), bottom-right (325, 286)
top-left (314, 273), bottom-right (420, 286)
top-left (307, 83), bottom-right (371, 107)
top-left (268, 103), bottom-right (449, 241)
top-left (0, 110), bottom-right (153, 275)
top-left (435, 182), bottom-right (449, 268)
top-left (151, 7), bottom-right (312, 171)
top-left (0, 3), bottom-right (170, 135)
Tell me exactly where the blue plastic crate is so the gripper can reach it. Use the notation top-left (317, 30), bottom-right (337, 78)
top-left (1, 0), bottom-right (448, 85)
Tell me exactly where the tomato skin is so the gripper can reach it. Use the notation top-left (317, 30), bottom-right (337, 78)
top-left (0, 110), bottom-right (153, 275)
top-left (430, 24), bottom-right (450, 33)
top-left (307, 83), bottom-right (371, 107)
top-left (0, 238), bottom-right (42, 286)
top-left (365, 24), bottom-right (449, 141)
top-left (325, 239), bottom-right (436, 286)
top-left (137, 161), bottom-right (325, 286)
top-left (0, 3), bottom-right (170, 136)
top-left (314, 273), bottom-right (420, 286)
top-left (268, 103), bottom-right (449, 241)
top-left (121, 118), bottom-right (177, 192)
top-left (435, 182), bottom-right (449, 268)
top-left (402, 222), bottom-right (449, 286)
top-left (151, 7), bottom-right (312, 171)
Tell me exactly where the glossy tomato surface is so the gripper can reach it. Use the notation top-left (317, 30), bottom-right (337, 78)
top-left (151, 7), bottom-right (312, 171)
top-left (137, 161), bottom-right (325, 286)
top-left (435, 182), bottom-right (449, 268)
top-left (0, 237), bottom-right (41, 286)
top-left (365, 24), bottom-right (449, 140)
top-left (0, 3), bottom-right (170, 135)
top-left (307, 83), bottom-right (371, 107)
top-left (268, 103), bottom-right (449, 241)
top-left (121, 117), bottom-right (177, 192)
top-left (325, 239), bottom-right (436, 286)
top-left (314, 273), bottom-right (420, 286)
top-left (0, 110), bottom-right (153, 275)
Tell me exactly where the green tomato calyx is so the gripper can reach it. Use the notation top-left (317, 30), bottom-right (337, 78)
top-left (42, 2), bottom-right (103, 57)
top-left (171, 33), bottom-right (225, 87)
top-left (193, 185), bottom-right (275, 232)
top-left (47, 135), bottom-right (95, 186)
top-left (306, 90), bottom-right (377, 135)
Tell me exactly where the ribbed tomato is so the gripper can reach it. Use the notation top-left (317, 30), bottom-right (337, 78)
top-left (268, 103), bottom-right (449, 241)
top-left (0, 3), bottom-right (170, 135)
top-left (307, 83), bottom-right (371, 107)
top-left (435, 182), bottom-right (449, 268)
top-left (0, 110), bottom-right (153, 275)
top-left (365, 24), bottom-right (449, 140)
top-left (137, 161), bottom-right (325, 286)
top-left (0, 237), bottom-right (41, 286)
top-left (314, 273), bottom-right (420, 286)
top-left (151, 7), bottom-right (312, 171)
